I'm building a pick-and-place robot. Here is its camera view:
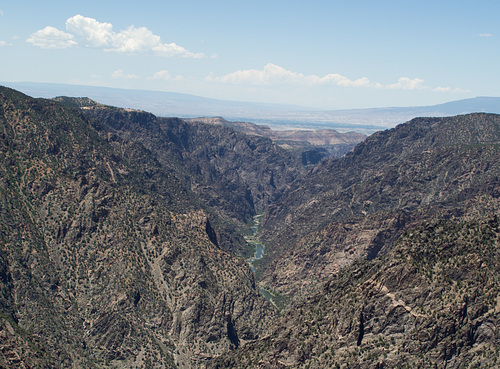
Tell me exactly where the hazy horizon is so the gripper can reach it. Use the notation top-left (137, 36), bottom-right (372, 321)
top-left (1, 1), bottom-right (500, 110)
top-left (5, 80), bottom-right (500, 136)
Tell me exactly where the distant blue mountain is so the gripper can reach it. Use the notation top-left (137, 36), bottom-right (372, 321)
top-left (3, 82), bottom-right (500, 134)
top-left (1, 81), bottom-right (313, 116)
top-left (423, 96), bottom-right (500, 115)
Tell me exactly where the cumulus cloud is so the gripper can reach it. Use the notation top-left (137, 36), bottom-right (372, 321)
top-left (207, 63), bottom-right (373, 87)
top-left (314, 73), bottom-right (371, 87)
top-left (433, 86), bottom-right (469, 93)
top-left (66, 15), bottom-right (113, 48)
top-left (26, 26), bottom-right (77, 49)
top-left (111, 69), bottom-right (140, 80)
top-left (0, 41), bottom-right (9, 47)
top-left (206, 63), bottom-right (371, 87)
top-left (208, 63), bottom-right (465, 93)
top-left (385, 77), bottom-right (426, 90)
top-left (148, 70), bottom-right (183, 81)
top-left (207, 63), bottom-right (299, 85)
top-left (67, 15), bottom-right (204, 57)
top-left (28, 15), bottom-right (204, 58)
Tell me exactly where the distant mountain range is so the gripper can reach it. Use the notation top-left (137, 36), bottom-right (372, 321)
top-left (3, 82), bottom-right (500, 134)
top-left (1, 81), bottom-right (314, 121)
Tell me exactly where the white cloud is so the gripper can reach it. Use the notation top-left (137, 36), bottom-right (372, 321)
top-left (111, 69), bottom-right (140, 80)
top-left (113, 26), bottom-right (161, 53)
top-left (386, 77), bottom-right (426, 90)
top-left (206, 63), bottom-right (370, 87)
top-left (207, 64), bottom-right (466, 93)
top-left (433, 86), bottom-right (470, 93)
top-left (479, 33), bottom-right (493, 37)
top-left (63, 14), bottom-right (204, 58)
top-left (66, 14), bottom-right (113, 48)
top-left (314, 73), bottom-right (371, 87)
top-left (26, 26), bottom-right (77, 49)
top-left (207, 63), bottom-right (300, 85)
top-left (148, 70), bottom-right (183, 81)
top-left (0, 41), bottom-right (9, 47)
top-left (0, 9), bottom-right (4, 16)
top-left (152, 41), bottom-right (204, 58)
top-left (384, 78), bottom-right (469, 93)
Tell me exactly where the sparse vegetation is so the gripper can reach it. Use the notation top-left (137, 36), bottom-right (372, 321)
top-left (1, 87), bottom-right (500, 368)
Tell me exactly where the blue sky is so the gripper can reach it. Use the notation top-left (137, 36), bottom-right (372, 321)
top-left (1, 0), bottom-right (499, 109)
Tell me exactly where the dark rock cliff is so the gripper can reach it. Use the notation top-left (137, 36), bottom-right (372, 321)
top-left (84, 107), bottom-right (304, 219)
top-left (0, 87), bottom-right (276, 368)
top-left (258, 113), bottom-right (500, 297)
top-left (81, 106), bottom-right (307, 257)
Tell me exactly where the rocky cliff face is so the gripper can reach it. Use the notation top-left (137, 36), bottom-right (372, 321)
top-left (258, 114), bottom-right (500, 297)
top-left (209, 215), bottom-right (500, 368)
top-left (0, 87), bottom-right (275, 368)
top-left (84, 108), bottom-right (305, 217)
top-left (80, 107), bottom-right (307, 257)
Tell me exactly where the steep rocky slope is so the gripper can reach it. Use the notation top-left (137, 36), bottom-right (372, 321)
top-left (82, 107), bottom-right (305, 218)
top-left (3, 86), bottom-right (500, 369)
top-left (209, 215), bottom-right (500, 368)
top-left (258, 114), bottom-right (500, 297)
top-left (0, 87), bottom-right (275, 368)
top-left (75, 106), bottom-right (307, 257)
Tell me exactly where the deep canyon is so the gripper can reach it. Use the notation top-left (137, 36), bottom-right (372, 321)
top-left (0, 86), bottom-right (499, 368)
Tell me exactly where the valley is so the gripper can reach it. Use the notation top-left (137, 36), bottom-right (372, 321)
top-left (0, 86), bottom-right (499, 368)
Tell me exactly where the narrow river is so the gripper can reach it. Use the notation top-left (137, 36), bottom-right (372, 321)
top-left (245, 213), bottom-right (265, 272)
top-left (245, 214), bottom-right (286, 307)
